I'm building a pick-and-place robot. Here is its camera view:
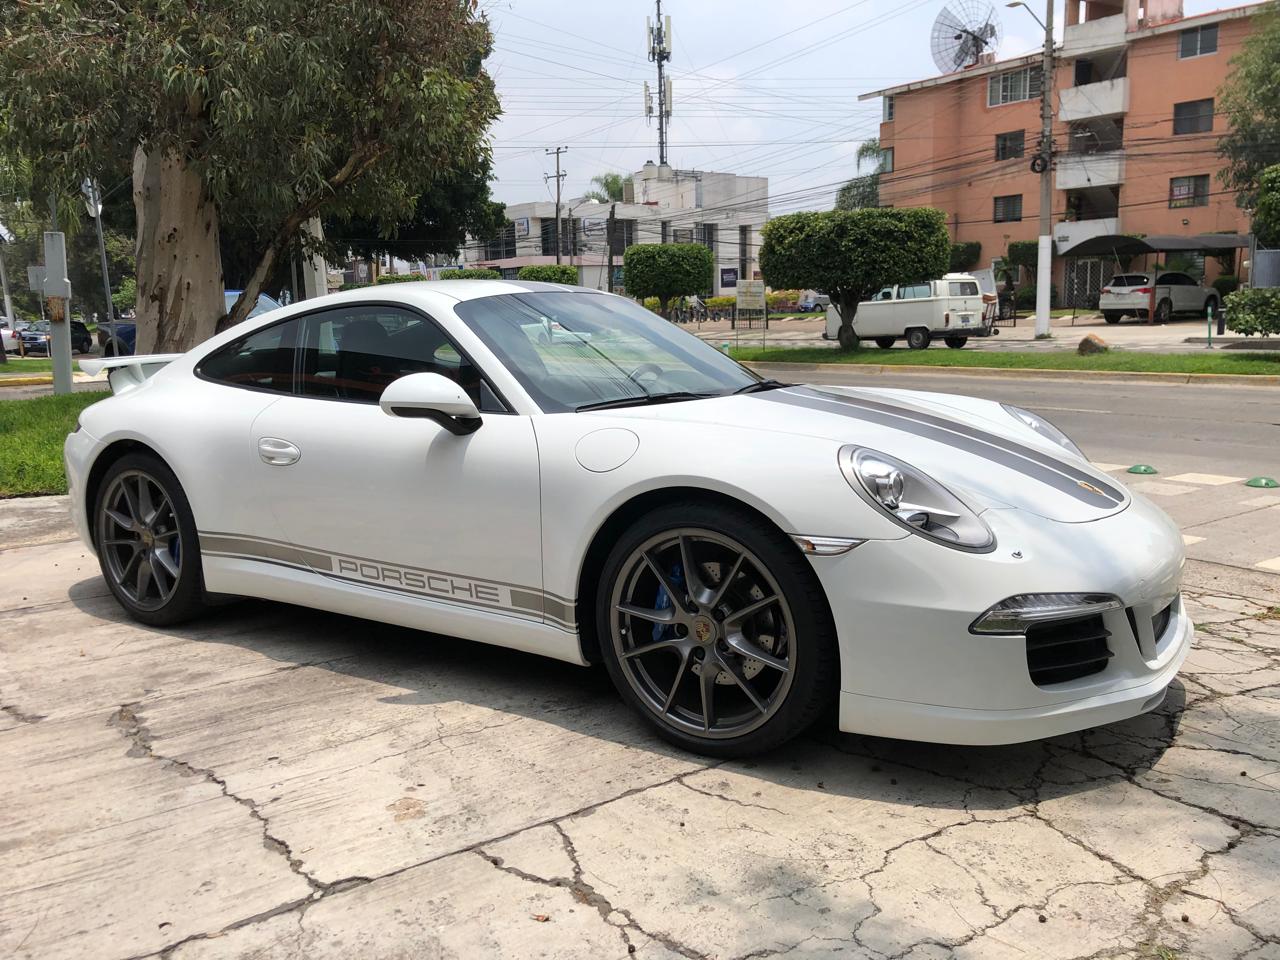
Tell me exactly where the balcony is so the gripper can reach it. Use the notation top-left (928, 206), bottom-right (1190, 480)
top-left (1056, 151), bottom-right (1124, 190)
top-left (1061, 13), bottom-right (1126, 57)
top-left (1059, 78), bottom-right (1129, 121)
top-left (1053, 217), bottom-right (1120, 254)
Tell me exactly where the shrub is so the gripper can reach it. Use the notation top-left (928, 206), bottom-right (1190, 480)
top-left (1212, 274), bottom-right (1240, 298)
top-left (1014, 284), bottom-right (1059, 310)
top-left (374, 273), bottom-right (425, 284)
top-left (1224, 288), bottom-right (1280, 336)
top-left (1006, 240), bottom-right (1039, 271)
top-left (949, 241), bottom-right (982, 273)
top-left (338, 281), bottom-right (372, 291)
top-left (1254, 164), bottom-right (1280, 249)
top-left (439, 268), bottom-right (501, 280)
top-left (705, 296), bottom-right (736, 310)
top-left (766, 289), bottom-right (801, 308)
top-left (517, 264), bottom-right (579, 284)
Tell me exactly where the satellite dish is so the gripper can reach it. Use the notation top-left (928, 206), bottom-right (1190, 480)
top-left (931, 0), bottom-right (1002, 74)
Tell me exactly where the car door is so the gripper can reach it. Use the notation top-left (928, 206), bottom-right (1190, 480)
top-left (246, 303), bottom-right (546, 624)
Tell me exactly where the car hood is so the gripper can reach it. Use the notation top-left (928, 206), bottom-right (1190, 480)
top-left (601, 384), bottom-right (1128, 523)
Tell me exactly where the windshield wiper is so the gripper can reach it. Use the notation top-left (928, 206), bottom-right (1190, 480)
top-left (576, 391), bottom-right (720, 412)
top-left (732, 379), bottom-right (790, 395)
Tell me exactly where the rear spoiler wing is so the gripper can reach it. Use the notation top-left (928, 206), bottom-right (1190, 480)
top-left (79, 354), bottom-right (183, 395)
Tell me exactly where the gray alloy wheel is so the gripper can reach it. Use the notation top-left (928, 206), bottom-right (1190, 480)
top-left (608, 528), bottom-right (797, 740)
top-left (96, 469), bottom-right (184, 612)
top-left (906, 327), bottom-right (931, 350)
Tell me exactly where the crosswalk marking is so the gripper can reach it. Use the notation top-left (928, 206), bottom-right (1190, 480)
top-left (1166, 473), bottom-right (1247, 486)
top-left (1182, 535), bottom-right (1205, 546)
top-left (1132, 481), bottom-right (1195, 497)
top-left (1090, 462), bottom-right (1127, 473)
top-left (1256, 557), bottom-right (1280, 573)
top-left (1242, 495), bottom-right (1280, 508)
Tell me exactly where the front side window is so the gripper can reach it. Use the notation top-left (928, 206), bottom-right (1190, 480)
top-left (1179, 23), bottom-right (1218, 58)
top-left (994, 194), bottom-right (1023, 222)
top-left (199, 315), bottom-right (302, 394)
top-left (453, 291), bottom-right (757, 413)
top-left (1169, 174), bottom-right (1210, 208)
top-left (995, 130), bottom-right (1025, 161)
top-left (1173, 99), bottom-right (1214, 135)
top-left (295, 305), bottom-right (494, 408)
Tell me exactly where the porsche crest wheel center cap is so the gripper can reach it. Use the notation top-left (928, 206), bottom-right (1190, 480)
top-left (692, 615), bottom-right (717, 646)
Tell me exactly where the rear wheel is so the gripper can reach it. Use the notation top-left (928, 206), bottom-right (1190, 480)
top-left (596, 502), bottom-right (839, 757)
top-left (905, 328), bottom-right (931, 350)
top-left (944, 335), bottom-right (968, 349)
top-left (874, 337), bottom-right (895, 350)
top-left (93, 453), bottom-right (208, 626)
top-left (1155, 298), bottom-right (1173, 323)
top-left (1204, 297), bottom-right (1219, 318)
top-left (1103, 312), bottom-right (1121, 324)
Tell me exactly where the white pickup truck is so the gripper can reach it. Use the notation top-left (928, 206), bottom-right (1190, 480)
top-left (823, 273), bottom-right (994, 349)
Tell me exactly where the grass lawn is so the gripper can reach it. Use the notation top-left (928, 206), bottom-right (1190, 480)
top-left (0, 358), bottom-right (55, 375)
top-left (0, 393), bottom-right (104, 497)
top-left (730, 346), bottom-right (1280, 376)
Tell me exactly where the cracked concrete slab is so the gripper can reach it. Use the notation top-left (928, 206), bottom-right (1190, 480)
top-left (3, 539), bottom-right (1280, 959)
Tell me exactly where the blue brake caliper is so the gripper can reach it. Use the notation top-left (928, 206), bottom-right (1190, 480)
top-left (653, 562), bottom-right (684, 643)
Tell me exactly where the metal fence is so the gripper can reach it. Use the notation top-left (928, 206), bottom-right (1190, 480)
top-left (1253, 248), bottom-right (1280, 289)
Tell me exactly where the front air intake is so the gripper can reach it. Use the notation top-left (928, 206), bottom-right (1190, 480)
top-left (1025, 614), bottom-right (1112, 686)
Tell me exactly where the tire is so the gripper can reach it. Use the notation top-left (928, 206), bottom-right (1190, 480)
top-left (93, 452), bottom-right (208, 627)
top-left (1204, 297), bottom-right (1219, 318)
top-left (905, 328), bottom-right (931, 350)
top-left (836, 325), bottom-right (860, 350)
top-left (1155, 298), bottom-right (1173, 323)
top-left (944, 335), bottom-right (968, 349)
top-left (874, 337), bottom-right (895, 350)
top-left (1103, 312), bottom-right (1121, 324)
top-left (595, 500), bottom-right (839, 757)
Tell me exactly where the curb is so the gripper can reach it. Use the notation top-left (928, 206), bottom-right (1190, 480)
top-left (741, 361), bottom-right (1280, 387)
top-left (0, 375), bottom-right (54, 387)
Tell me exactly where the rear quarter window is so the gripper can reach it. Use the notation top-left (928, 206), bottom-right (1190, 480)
top-left (948, 281), bottom-right (979, 296)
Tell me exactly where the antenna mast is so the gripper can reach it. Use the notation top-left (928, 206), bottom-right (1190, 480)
top-left (647, 1), bottom-right (673, 165)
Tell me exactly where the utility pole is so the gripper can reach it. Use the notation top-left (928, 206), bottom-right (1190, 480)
top-left (606, 202), bottom-right (617, 293)
top-left (545, 146), bottom-right (568, 264)
top-left (1036, 0), bottom-right (1055, 338)
top-left (45, 197), bottom-right (73, 395)
top-left (647, 1), bottom-right (673, 165)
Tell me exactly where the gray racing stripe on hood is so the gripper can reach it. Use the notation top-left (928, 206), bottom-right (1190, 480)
top-left (760, 387), bottom-right (1126, 509)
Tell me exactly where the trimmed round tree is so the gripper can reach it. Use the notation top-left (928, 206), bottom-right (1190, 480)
top-left (623, 243), bottom-right (713, 317)
top-left (759, 208), bottom-right (950, 349)
top-left (517, 264), bottom-right (579, 284)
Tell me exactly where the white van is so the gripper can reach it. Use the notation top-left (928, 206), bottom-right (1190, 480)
top-left (823, 273), bottom-right (995, 349)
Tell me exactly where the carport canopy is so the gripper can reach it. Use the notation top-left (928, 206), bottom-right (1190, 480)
top-left (1059, 233), bottom-right (1252, 258)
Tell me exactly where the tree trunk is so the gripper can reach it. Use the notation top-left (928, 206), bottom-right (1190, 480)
top-left (132, 147), bottom-right (225, 354)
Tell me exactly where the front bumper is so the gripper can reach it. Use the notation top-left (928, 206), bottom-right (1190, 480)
top-left (813, 495), bottom-right (1191, 745)
top-left (64, 427), bottom-right (99, 552)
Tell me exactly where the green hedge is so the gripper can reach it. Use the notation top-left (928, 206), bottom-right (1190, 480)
top-left (1224, 287), bottom-right (1280, 336)
top-left (516, 264), bottom-right (579, 284)
top-left (1014, 284), bottom-right (1060, 310)
top-left (440, 268), bottom-right (501, 280)
top-left (949, 241), bottom-right (982, 273)
top-left (375, 273), bottom-right (424, 284)
top-left (1006, 240), bottom-right (1039, 271)
top-left (1212, 274), bottom-right (1240, 297)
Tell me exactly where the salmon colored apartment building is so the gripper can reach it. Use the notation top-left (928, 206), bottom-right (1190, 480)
top-left (861, 0), bottom-right (1265, 303)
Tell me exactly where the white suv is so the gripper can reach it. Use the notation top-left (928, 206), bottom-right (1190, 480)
top-left (1100, 272), bottom-right (1220, 324)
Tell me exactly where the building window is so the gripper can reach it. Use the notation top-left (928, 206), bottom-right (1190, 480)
top-left (883, 95), bottom-right (895, 121)
top-left (1172, 99), bottom-right (1214, 135)
top-left (993, 194), bottom-right (1023, 222)
top-left (1179, 23), bottom-right (1218, 58)
top-left (701, 222), bottom-right (717, 260)
top-left (607, 218), bottom-right (635, 255)
top-left (1169, 174), bottom-right (1210, 208)
top-left (484, 223), bottom-right (517, 260)
top-left (995, 130), bottom-right (1025, 161)
top-left (987, 66), bottom-right (1042, 107)
top-left (880, 147), bottom-right (894, 172)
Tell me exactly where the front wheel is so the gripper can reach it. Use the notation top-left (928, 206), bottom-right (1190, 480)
top-left (874, 337), bottom-right (895, 350)
top-left (905, 328), bottom-right (931, 350)
top-left (93, 453), bottom-right (208, 626)
top-left (944, 335), bottom-right (968, 349)
top-left (596, 502), bottom-right (839, 757)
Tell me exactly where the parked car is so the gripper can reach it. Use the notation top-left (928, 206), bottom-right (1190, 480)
top-left (20, 319), bottom-right (95, 355)
top-left (70, 280), bottom-right (1189, 756)
top-left (1, 318), bottom-right (27, 354)
top-left (1100, 272), bottom-right (1220, 324)
top-left (824, 273), bottom-right (994, 350)
top-left (101, 290), bottom-right (284, 356)
top-left (797, 293), bottom-right (830, 313)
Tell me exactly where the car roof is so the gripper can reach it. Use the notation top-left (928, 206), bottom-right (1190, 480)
top-left (327, 279), bottom-right (602, 305)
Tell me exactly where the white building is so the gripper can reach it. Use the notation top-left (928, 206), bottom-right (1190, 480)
top-left (463, 162), bottom-right (769, 296)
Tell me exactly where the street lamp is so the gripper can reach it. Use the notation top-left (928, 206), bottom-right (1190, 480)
top-left (1007, 0), bottom-right (1055, 337)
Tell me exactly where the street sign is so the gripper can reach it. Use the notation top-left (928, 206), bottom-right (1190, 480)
top-left (720, 267), bottom-right (738, 288)
top-left (43, 232), bottom-right (72, 299)
top-left (513, 217), bottom-right (531, 238)
top-left (736, 279), bottom-right (765, 311)
top-left (27, 264), bottom-right (46, 294)
top-left (81, 178), bottom-right (102, 218)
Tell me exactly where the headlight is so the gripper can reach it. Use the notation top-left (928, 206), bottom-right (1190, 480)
top-left (839, 446), bottom-right (994, 551)
top-left (970, 593), bottom-right (1122, 634)
top-left (1002, 404), bottom-right (1084, 459)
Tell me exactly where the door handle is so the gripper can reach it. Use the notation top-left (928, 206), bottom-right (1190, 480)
top-left (258, 437), bottom-right (301, 466)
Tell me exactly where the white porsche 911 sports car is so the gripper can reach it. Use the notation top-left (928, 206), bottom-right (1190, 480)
top-left (67, 280), bottom-right (1190, 756)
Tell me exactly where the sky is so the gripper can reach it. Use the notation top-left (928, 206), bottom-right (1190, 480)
top-left (480, 0), bottom-right (1228, 213)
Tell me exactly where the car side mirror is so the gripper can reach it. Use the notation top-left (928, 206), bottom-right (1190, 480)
top-left (380, 372), bottom-right (482, 436)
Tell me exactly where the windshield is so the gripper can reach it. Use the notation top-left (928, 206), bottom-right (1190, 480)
top-left (27, 321), bottom-right (50, 333)
top-left (454, 291), bottom-right (759, 412)
top-left (225, 291), bottom-right (284, 318)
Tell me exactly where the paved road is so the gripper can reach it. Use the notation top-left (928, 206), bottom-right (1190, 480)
top-left (753, 365), bottom-right (1280, 580)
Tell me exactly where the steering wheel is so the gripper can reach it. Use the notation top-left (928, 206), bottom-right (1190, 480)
top-left (628, 362), bottom-right (664, 388)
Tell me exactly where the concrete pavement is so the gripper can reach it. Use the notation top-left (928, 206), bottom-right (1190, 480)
top-left (2, 369), bottom-right (1279, 960)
